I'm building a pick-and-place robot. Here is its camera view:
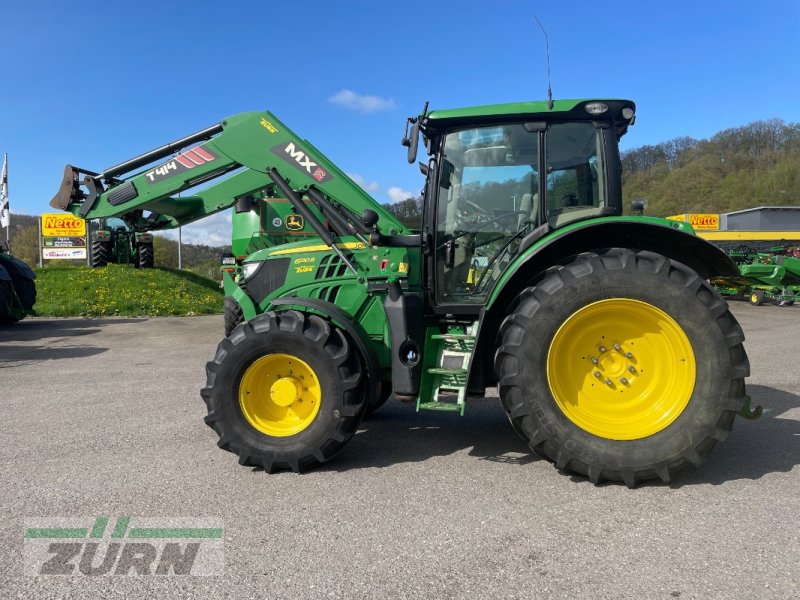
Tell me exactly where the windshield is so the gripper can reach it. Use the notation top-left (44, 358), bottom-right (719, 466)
top-left (435, 121), bottom-right (607, 304)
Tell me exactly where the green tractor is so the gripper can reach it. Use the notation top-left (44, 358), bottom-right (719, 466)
top-left (52, 98), bottom-right (759, 486)
top-left (0, 241), bottom-right (36, 324)
top-left (89, 217), bottom-right (154, 268)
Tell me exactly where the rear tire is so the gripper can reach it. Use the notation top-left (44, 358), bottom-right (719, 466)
top-left (91, 240), bottom-right (110, 267)
top-left (495, 249), bottom-right (750, 487)
top-left (202, 310), bottom-right (367, 472)
top-left (137, 243), bottom-right (154, 269)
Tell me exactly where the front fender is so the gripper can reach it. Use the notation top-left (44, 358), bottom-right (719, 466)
top-left (222, 271), bottom-right (257, 320)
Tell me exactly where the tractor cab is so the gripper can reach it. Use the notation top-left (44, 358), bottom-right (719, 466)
top-left (413, 99), bottom-right (635, 306)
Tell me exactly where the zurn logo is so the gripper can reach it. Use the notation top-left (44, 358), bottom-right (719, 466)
top-left (24, 517), bottom-right (223, 576)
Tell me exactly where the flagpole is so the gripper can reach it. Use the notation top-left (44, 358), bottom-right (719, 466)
top-left (1, 153), bottom-right (8, 244)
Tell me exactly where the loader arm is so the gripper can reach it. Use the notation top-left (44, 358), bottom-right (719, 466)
top-left (51, 111), bottom-right (408, 234)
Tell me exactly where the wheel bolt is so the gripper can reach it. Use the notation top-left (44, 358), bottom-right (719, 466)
top-left (594, 371), bottom-right (602, 378)
top-left (613, 344), bottom-right (621, 351)
top-left (625, 352), bottom-right (633, 359)
top-left (591, 357), bottom-right (598, 365)
top-left (599, 346), bottom-right (607, 353)
top-left (620, 377), bottom-right (629, 385)
top-left (628, 366), bottom-right (636, 374)
top-left (605, 379), bottom-right (613, 387)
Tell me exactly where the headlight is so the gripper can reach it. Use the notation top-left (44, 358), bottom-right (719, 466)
top-left (241, 262), bottom-right (260, 280)
top-left (585, 102), bottom-right (609, 115)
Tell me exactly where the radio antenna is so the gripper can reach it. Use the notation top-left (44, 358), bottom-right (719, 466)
top-left (533, 15), bottom-right (554, 110)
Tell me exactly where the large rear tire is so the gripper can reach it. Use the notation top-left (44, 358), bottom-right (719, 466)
top-left (202, 310), bottom-right (367, 472)
top-left (91, 240), bottom-right (110, 267)
top-left (495, 249), bottom-right (750, 487)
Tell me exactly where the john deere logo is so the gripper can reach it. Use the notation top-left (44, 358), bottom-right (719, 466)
top-left (24, 516), bottom-right (223, 576)
top-left (286, 214), bottom-right (304, 231)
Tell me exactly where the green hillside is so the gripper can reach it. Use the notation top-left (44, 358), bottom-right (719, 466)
top-left (621, 118), bottom-right (800, 216)
top-left (33, 264), bottom-right (223, 317)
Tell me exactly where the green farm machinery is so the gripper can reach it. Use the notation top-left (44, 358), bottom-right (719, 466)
top-left (0, 241), bottom-right (36, 324)
top-left (88, 217), bottom-right (154, 268)
top-left (713, 245), bottom-right (800, 306)
top-left (51, 98), bottom-right (759, 486)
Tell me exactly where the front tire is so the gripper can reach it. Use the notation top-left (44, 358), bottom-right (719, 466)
top-left (223, 296), bottom-right (244, 337)
top-left (202, 310), bottom-right (367, 472)
top-left (495, 249), bottom-right (749, 487)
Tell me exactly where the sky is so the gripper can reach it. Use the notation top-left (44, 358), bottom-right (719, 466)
top-left (2, 0), bottom-right (799, 245)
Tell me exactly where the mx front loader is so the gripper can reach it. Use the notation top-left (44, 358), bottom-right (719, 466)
top-left (52, 99), bottom-right (759, 486)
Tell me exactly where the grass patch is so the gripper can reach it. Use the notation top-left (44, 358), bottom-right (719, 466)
top-left (33, 264), bottom-right (224, 317)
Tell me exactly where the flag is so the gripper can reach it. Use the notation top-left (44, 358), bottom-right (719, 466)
top-left (0, 154), bottom-right (8, 229)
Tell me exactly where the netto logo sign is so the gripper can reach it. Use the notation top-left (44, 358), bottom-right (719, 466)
top-left (41, 213), bottom-right (86, 237)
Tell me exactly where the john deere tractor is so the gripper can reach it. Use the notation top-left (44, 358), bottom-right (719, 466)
top-left (51, 98), bottom-right (759, 486)
top-left (89, 217), bottom-right (154, 268)
top-left (0, 241), bottom-right (36, 324)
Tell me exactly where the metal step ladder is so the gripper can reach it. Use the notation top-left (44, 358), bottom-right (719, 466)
top-left (416, 331), bottom-right (476, 415)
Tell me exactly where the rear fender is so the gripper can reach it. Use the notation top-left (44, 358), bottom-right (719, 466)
top-left (468, 219), bottom-right (738, 389)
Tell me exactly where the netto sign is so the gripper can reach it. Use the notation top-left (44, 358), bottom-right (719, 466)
top-left (666, 213), bottom-right (720, 230)
top-left (42, 213), bottom-right (86, 237)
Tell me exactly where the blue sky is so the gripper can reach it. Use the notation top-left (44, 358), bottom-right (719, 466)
top-left (2, 0), bottom-right (799, 245)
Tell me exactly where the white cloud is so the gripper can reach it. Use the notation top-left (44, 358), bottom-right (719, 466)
top-left (329, 89), bottom-right (395, 113)
top-left (156, 210), bottom-right (232, 247)
top-left (347, 172), bottom-right (380, 192)
top-left (387, 186), bottom-right (415, 203)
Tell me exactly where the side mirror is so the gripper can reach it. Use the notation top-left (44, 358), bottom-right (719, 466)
top-left (631, 199), bottom-right (648, 215)
top-left (401, 119), bottom-right (420, 165)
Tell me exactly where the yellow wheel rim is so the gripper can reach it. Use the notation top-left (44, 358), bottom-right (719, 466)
top-left (546, 299), bottom-right (696, 440)
top-left (750, 293), bottom-right (759, 304)
top-left (239, 353), bottom-right (322, 437)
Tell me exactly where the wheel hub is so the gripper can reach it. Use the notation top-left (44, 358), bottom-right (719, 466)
top-left (547, 298), bottom-right (696, 440)
top-left (270, 377), bottom-right (302, 407)
top-left (239, 353), bottom-right (321, 437)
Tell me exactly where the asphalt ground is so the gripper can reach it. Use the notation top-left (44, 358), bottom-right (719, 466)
top-left (0, 303), bottom-right (798, 598)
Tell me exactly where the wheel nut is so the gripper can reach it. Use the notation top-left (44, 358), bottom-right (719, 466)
top-left (628, 366), bottom-right (636, 374)
top-left (620, 377), bottom-right (629, 385)
top-left (625, 352), bottom-right (633, 359)
top-left (613, 344), bottom-right (621, 351)
top-left (605, 379), bottom-right (613, 387)
top-left (591, 357), bottom-right (598, 365)
top-left (594, 371), bottom-right (602, 378)
top-left (599, 345), bottom-right (607, 353)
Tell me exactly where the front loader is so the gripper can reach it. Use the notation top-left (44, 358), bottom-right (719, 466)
top-left (52, 98), bottom-right (759, 486)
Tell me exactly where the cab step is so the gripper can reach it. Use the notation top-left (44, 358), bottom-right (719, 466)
top-left (416, 326), bottom-right (477, 416)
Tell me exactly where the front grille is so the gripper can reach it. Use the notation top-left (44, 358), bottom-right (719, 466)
top-left (240, 258), bottom-right (290, 304)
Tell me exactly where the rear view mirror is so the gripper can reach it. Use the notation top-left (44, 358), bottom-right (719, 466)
top-left (402, 120), bottom-right (420, 164)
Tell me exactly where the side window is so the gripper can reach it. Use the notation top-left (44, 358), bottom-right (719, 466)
top-left (545, 123), bottom-right (606, 228)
